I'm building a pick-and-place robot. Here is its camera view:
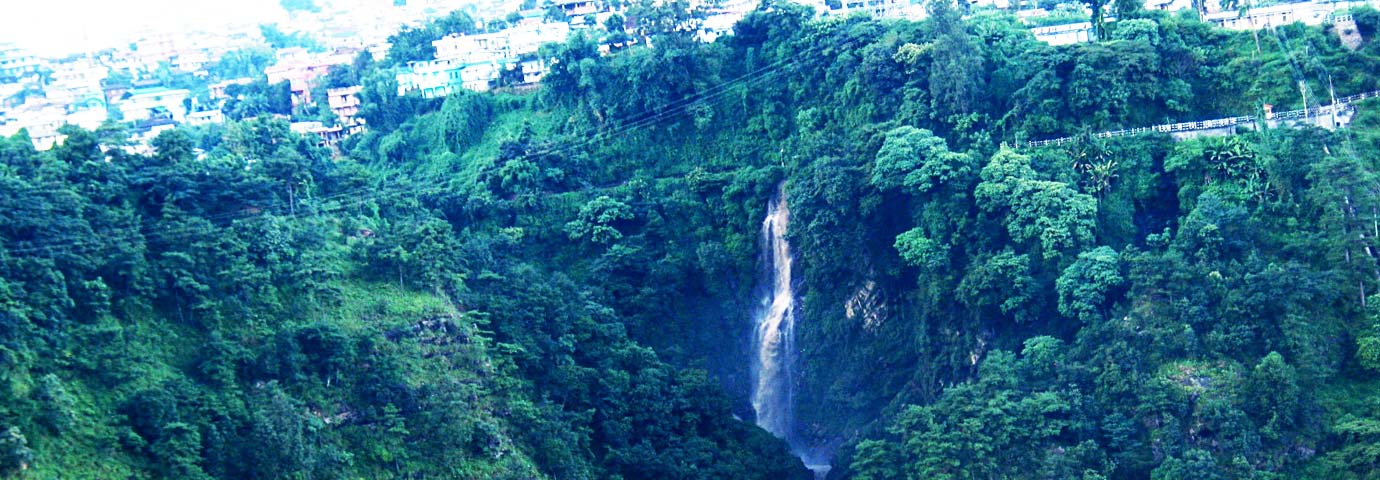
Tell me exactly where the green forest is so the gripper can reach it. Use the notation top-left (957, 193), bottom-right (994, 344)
top-left (5, 0), bottom-right (1380, 478)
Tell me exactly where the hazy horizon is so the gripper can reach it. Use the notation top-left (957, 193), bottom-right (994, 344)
top-left (0, 0), bottom-right (284, 56)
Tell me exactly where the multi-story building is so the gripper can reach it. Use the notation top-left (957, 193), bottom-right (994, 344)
top-left (291, 120), bottom-right (347, 148)
top-left (171, 50), bottom-right (211, 73)
top-left (327, 85), bottom-right (365, 134)
top-left (434, 32), bottom-right (510, 64)
top-left (556, 0), bottom-right (600, 17)
top-left (828, 0), bottom-right (909, 18)
top-left (519, 59), bottom-right (548, 85)
top-left (396, 59), bottom-right (501, 98)
top-left (0, 43), bottom-right (43, 83)
top-left (433, 21), bottom-right (571, 65)
top-left (0, 98), bottom-right (107, 151)
top-left (506, 22), bottom-right (572, 55)
top-left (0, 107), bottom-right (66, 150)
top-left (187, 108), bottom-right (226, 126)
top-left (1203, 0), bottom-right (1368, 30)
top-left (130, 34), bottom-right (181, 74)
top-left (46, 59), bottom-right (108, 103)
top-left (1030, 22), bottom-right (1094, 45)
top-left (209, 78), bottom-right (255, 101)
top-left (117, 86), bottom-right (190, 123)
top-left (265, 51), bottom-right (353, 106)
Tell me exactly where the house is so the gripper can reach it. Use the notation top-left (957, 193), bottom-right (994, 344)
top-left (327, 85), bottom-right (366, 134)
top-left (187, 108), bottom-right (226, 126)
top-left (48, 60), bottom-right (106, 96)
top-left (519, 59), bottom-right (548, 85)
top-left (131, 34), bottom-right (181, 74)
top-left (434, 32), bottom-right (510, 63)
top-left (556, 0), bottom-right (599, 17)
top-left (1203, 1), bottom-right (1359, 30)
top-left (118, 87), bottom-right (191, 123)
top-left (291, 120), bottom-right (346, 148)
top-left (0, 43), bottom-right (43, 83)
top-left (1030, 22), bottom-right (1095, 45)
top-left (432, 22), bottom-right (570, 65)
top-left (102, 83), bottom-right (132, 108)
top-left (396, 59), bottom-right (502, 97)
top-left (0, 105), bottom-right (64, 150)
top-left (265, 51), bottom-right (353, 106)
top-left (65, 100), bottom-right (108, 131)
top-left (0, 100), bottom-right (103, 151)
top-left (698, 12), bottom-right (744, 43)
top-left (171, 50), bottom-right (212, 73)
top-left (506, 22), bottom-right (571, 55)
top-left (1144, 0), bottom-right (1193, 11)
top-left (514, 9), bottom-right (547, 27)
top-left (209, 78), bottom-right (255, 101)
top-left (827, 0), bottom-right (909, 18)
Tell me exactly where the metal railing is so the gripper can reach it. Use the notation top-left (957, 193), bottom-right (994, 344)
top-left (1023, 89), bottom-right (1378, 148)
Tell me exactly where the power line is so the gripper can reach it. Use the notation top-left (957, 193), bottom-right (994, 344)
top-left (5, 34), bottom-right (856, 258)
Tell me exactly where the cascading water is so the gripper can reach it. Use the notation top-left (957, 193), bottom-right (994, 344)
top-left (750, 185), bottom-right (831, 478)
top-left (751, 185), bottom-right (796, 440)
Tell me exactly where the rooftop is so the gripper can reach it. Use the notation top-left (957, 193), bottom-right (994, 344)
top-left (126, 86), bottom-right (190, 98)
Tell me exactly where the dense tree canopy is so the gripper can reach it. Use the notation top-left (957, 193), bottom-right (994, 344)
top-left (7, 4), bottom-right (1380, 480)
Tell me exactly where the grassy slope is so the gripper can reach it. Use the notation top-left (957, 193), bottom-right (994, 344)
top-left (19, 278), bottom-right (542, 479)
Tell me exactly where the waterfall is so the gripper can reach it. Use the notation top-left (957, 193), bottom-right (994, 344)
top-left (751, 185), bottom-right (832, 478)
top-left (751, 184), bottom-right (796, 441)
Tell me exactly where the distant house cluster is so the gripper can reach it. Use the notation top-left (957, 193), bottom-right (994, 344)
top-left (393, 1), bottom-right (614, 99)
top-left (0, 0), bottom-right (472, 152)
top-left (3, 0), bottom-right (1376, 152)
top-left (1202, 0), bottom-right (1371, 30)
top-left (395, 0), bottom-right (847, 98)
top-left (395, 20), bottom-right (572, 98)
top-left (1021, 0), bottom-right (1375, 45)
top-left (290, 85), bottom-right (366, 149)
top-left (0, 44), bottom-right (113, 150)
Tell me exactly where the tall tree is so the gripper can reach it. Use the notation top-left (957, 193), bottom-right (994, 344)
top-left (927, 0), bottom-right (986, 120)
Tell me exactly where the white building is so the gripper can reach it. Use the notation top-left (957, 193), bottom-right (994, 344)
top-left (970, 0), bottom-right (1016, 8)
top-left (396, 59), bottom-right (501, 98)
top-left (1031, 22), bottom-right (1095, 45)
top-left (824, 0), bottom-right (910, 19)
top-left (698, 12), bottom-right (744, 43)
top-left (1144, 0), bottom-right (1193, 12)
top-left (46, 60), bottom-right (108, 103)
top-left (0, 105), bottom-right (65, 150)
top-left (328, 85), bottom-right (366, 134)
top-left (556, 0), bottom-right (600, 17)
top-left (434, 32), bottom-right (510, 64)
top-left (519, 59), bottom-right (549, 84)
top-left (0, 99), bottom-right (106, 151)
top-left (209, 78), bottom-right (255, 101)
top-left (0, 43), bottom-right (43, 83)
top-left (1203, 0), bottom-right (1370, 30)
top-left (506, 22), bottom-right (572, 56)
top-left (187, 109), bottom-right (225, 126)
top-left (433, 22), bottom-right (571, 64)
top-left (172, 50), bottom-right (212, 73)
top-left (118, 87), bottom-right (190, 123)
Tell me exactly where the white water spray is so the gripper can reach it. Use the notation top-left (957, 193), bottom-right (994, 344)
top-left (750, 185), bottom-right (833, 478)
top-left (751, 185), bottom-right (796, 440)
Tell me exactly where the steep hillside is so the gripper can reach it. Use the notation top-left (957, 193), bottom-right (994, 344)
top-left (6, 2), bottom-right (1380, 479)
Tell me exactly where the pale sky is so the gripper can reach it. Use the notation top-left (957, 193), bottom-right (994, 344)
top-left (0, 0), bottom-right (283, 57)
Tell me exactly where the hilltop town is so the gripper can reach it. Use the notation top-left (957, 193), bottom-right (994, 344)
top-left (0, 0), bottom-right (1372, 153)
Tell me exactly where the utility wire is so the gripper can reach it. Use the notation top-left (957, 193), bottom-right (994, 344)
top-left (6, 35), bottom-right (860, 258)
